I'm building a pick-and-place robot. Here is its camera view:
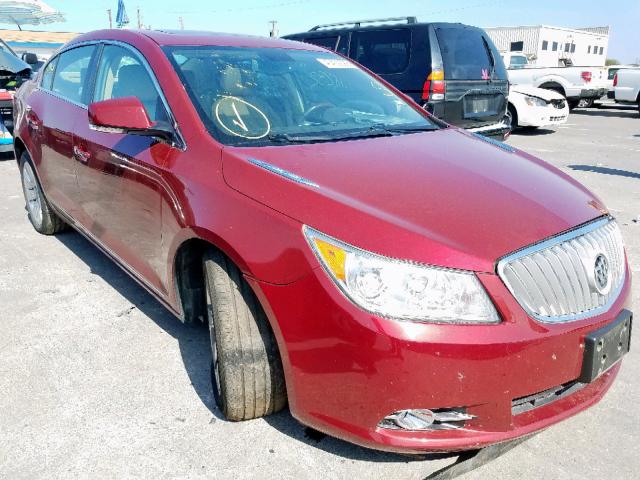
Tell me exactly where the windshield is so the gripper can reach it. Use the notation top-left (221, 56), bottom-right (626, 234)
top-left (509, 56), bottom-right (528, 68)
top-left (164, 46), bottom-right (437, 146)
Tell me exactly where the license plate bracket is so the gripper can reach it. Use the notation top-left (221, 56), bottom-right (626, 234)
top-left (579, 310), bottom-right (632, 383)
top-left (463, 95), bottom-right (500, 119)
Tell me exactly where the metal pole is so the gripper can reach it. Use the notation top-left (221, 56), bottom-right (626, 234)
top-left (269, 20), bottom-right (278, 38)
top-left (107, 9), bottom-right (112, 29)
top-left (178, 17), bottom-right (184, 30)
top-left (137, 7), bottom-right (142, 29)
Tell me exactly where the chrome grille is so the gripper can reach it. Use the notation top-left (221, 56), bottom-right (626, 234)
top-left (497, 218), bottom-right (626, 323)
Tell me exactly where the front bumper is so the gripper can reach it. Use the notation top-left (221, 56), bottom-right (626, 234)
top-left (518, 104), bottom-right (569, 128)
top-left (467, 119), bottom-right (511, 140)
top-left (578, 88), bottom-right (607, 100)
top-left (250, 262), bottom-right (632, 453)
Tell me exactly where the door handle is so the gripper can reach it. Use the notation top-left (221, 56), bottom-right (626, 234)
top-left (73, 145), bottom-right (91, 164)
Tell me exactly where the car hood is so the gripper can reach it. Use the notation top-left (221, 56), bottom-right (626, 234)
top-left (222, 128), bottom-right (605, 273)
top-left (510, 84), bottom-right (563, 101)
top-left (0, 49), bottom-right (31, 75)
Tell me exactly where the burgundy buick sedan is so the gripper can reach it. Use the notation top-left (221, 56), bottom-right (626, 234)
top-left (13, 29), bottom-right (632, 453)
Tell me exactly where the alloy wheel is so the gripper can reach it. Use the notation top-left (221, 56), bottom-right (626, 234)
top-left (21, 162), bottom-right (43, 228)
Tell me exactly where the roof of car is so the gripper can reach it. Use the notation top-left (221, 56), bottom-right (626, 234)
top-left (68, 29), bottom-right (323, 51)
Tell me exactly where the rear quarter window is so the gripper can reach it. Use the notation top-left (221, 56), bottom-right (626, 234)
top-left (435, 26), bottom-right (507, 81)
top-left (40, 56), bottom-right (58, 90)
top-left (351, 29), bottom-right (411, 75)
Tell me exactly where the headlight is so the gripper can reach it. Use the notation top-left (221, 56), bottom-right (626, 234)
top-left (524, 96), bottom-right (548, 107)
top-left (303, 226), bottom-right (500, 324)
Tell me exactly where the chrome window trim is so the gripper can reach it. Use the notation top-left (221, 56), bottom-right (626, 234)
top-left (496, 216), bottom-right (626, 323)
top-left (38, 88), bottom-right (89, 110)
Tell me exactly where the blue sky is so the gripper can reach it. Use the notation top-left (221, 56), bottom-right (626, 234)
top-left (14, 0), bottom-right (640, 62)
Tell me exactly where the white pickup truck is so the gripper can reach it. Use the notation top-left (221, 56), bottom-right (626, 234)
top-left (502, 53), bottom-right (607, 110)
top-left (613, 68), bottom-right (640, 114)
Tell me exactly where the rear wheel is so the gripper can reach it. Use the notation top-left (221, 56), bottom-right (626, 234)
top-left (203, 249), bottom-right (287, 420)
top-left (19, 152), bottom-right (66, 235)
top-left (567, 99), bottom-right (580, 110)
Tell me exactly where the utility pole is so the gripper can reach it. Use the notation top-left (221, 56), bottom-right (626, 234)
top-left (269, 20), bottom-right (278, 38)
top-left (137, 7), bottom-right (142, 29)
top-left (107, 9), bottom-right (112, 29)
top-left (178, 16), bottom-right (184, 30)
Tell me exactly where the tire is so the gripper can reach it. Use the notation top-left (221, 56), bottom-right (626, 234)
top-left (19, 152), bottom-right (66, 235)
top-left (567, 99), bottom-right (580, 110)
top-left (203, 249), bottom-right (287, 421)
top-left (507, 104), bottom-right (518, 130)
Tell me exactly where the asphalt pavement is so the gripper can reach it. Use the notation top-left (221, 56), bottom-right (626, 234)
top-left (0, 104), bottom-right (638, 479)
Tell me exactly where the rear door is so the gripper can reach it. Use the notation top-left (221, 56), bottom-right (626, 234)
top-left (433, 25), bottom-right (508, 128)
top-left (32, 45), bottom-right (98, 216)
top-left (349, 28), bottom-right (428, 102)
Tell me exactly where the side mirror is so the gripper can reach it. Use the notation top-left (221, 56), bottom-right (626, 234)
top-left (88, 96), bottom-right (174, 142)
top-left (22, 52), bottom-right (38, 65)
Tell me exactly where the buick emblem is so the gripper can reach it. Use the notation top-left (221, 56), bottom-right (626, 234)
top-left (593, 254), bottom-right (610, 294)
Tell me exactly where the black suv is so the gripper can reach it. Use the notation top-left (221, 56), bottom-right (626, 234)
top-left (284, 17), bottom-right (510, 138)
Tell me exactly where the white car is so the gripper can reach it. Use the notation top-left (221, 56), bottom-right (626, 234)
top-left (605, 65), bottom-right (639, 99)
top-left (507, 85), bottom-right (569, 130)
top-left (614, 68), bottom-right (640, 115)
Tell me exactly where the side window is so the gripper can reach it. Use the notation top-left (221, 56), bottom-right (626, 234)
top-left (351, 29), bottom-right (411, 75)
top-left (336, 35), bottom-right (349, 55)
top-left (51, 46), bottom-right (97, 105)
top-left (40, 56), bottom-right (58, 90)
top-left (510, 41), bottom-right (523, 52)
top-left (305, 36), bottom-right (339, 51)
top-left (541, 40), bottom-right (548, 51)
top-left (93, 44), bottom-right (168, 123)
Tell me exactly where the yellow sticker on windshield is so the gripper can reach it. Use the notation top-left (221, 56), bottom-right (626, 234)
top-left (317, 58), bottom-right (356, 69)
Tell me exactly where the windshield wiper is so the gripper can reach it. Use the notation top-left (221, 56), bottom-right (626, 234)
top-left (267, 124), bottom-right (437, 145)
top-left (383, 125), bottom-right (439, 134)
top-left (268, 126), bottom-right (395, 144)
top-left (267, 132), bottom-right (336, 144)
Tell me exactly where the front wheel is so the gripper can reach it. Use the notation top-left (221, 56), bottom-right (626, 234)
top-left (19, 152), bottom-right (66, 235)
top-left (203, 249), bottom-right (287, 421)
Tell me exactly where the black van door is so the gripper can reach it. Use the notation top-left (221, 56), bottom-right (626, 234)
top-left (349, 28), bottom-right (430, 102)
top-left (432, 24), bottom-right (508, 129)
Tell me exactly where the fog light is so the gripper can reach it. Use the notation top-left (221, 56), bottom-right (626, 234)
top-left (378, 408), bottom-right (475, 431)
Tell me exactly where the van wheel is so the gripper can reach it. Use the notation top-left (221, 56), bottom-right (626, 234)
top-left (203, 249), bottom-right (287, 421)
top-left (19, 152), bottom-right (66, 235)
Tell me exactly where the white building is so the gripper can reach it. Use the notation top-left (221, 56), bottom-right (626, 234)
top-left (484, 25), bottom-right (610, 67)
